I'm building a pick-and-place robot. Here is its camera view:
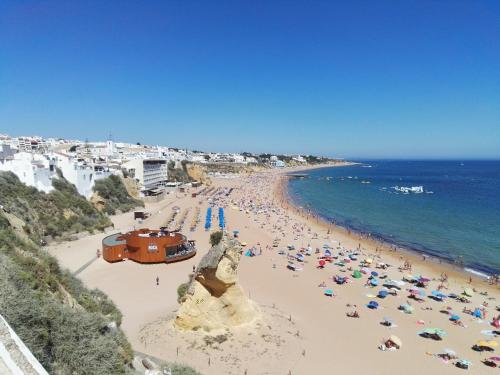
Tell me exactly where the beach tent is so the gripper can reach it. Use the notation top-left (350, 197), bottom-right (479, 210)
top-left (370, 278), bottom-right (379, 286)
top-left (353, 270), bottom-right (362, 279)
top-left (295, 253), bottom-right (305, 262)
top-left (473, 308), bottom-right (483, 318)
top-left (324, 249), bottom-right (332, 257)
top-left (450, 314), bottom-right (461, 322)
top-left (324, 289), bottom-right (334, 297)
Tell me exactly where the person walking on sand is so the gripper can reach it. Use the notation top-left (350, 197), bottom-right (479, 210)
top-left (156, 276), bottom-right (159, 286)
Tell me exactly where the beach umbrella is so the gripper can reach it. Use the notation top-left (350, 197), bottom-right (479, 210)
top-left (324, 249), bottom-right (332, 257)
top-left (365, 258), bottom-right (373, 264)
top-left (431, 290), bottom-right (447, 300)
top-left (353, 270), bottom-right (362, 279)
top-left (476, 340), bottom-right (498, 349)
top-left (389, 335), bottom-right (402, 349)
top-left (324, 289), bottom-right (334, 297)
top-left (473, 308), bottom-right (483, 318)
top-left (489, 356), bottom-right (500, 362)
top-left (463, 288), bottom-right (474, 297)
top-left (421, 328), bottom-right (447, 337)
top-left (399, 304), bottom-right (414, 314)
top-left (367, 301), bottom-right (379, 309)
top-left (456, 359), bottom-right (472, 369)
top-left (378, 290), bottom-right (389, 298)
top-left (370, 278), bottom-right (379, 286)
top-left (318, 260), bottom-right (326, 267)
top-left (371, 271), bottom-right (379, 277)
top-left (450, 314), bottom-right (461, 321)
top-left (444, 349), bottom-right (456, 356)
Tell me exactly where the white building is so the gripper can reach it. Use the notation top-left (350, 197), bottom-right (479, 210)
top-left (269, 155), bottom-right (286, 168)
top-left (13, 136), bottom-right (50, 153)
top-left (293, 155), bottom-right (307, 163)
top-left (122, 158), bottom-right (168, 195)
top-left (50, 153), bottom-right (112, 198)
top-left (0, 145), bottom-right (55, 193)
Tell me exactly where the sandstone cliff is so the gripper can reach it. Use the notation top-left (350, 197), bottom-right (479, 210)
top-left (185, 163), bottom-right (211, 185)
top-left (175, 235), bottom-right (259, 332)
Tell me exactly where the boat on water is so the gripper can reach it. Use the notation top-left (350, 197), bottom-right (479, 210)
top-left (392, 186), bottom-right (424, 194)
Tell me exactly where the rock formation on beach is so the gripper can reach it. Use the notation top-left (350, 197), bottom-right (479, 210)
top-left (175, 235), bottom-right (259, 331)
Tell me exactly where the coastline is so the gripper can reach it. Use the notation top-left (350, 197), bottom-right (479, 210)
top-left (46, 166), bottom-right (500, 374)
top-left (276, 164), bottom-right (498, 287)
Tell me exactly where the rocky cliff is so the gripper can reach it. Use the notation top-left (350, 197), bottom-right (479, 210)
top-left (175, 235), bottom-right (259, 332)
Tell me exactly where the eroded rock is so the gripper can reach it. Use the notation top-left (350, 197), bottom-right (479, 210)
top-left (174, 235), bottom-right (259, 331)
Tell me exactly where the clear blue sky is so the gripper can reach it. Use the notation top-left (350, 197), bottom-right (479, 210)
top-left (1, 1), bottom-right (499, 159)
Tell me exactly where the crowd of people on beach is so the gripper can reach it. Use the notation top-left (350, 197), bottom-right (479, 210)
top-left (217, 172), bottom-right (500, 371)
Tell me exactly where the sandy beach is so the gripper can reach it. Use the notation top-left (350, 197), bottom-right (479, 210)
top-left (47, 165), bottom-right (500, 375)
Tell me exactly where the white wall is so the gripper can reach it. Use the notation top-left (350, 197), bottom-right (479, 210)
top-left (0, 152), bottom-right (54, 193)
top-left (51, 154), bottom-right (112, 198)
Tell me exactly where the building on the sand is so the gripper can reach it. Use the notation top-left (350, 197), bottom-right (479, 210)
top-left (102, 228), bottom-right (196, 263)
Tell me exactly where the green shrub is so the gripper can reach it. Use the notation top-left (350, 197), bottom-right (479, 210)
top-left (177, 282), bottom-right (190, 303)
top-left (93, 175), bottom-right (143, 215)
top-left (209, 231), bottom-right (223, 246)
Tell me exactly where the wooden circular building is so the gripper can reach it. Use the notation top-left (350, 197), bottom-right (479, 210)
top-left (102, 228), bottom-right (196, 264)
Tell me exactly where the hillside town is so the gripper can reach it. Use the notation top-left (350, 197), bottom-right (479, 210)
top-left (0, 133), bottom-right (334, 198)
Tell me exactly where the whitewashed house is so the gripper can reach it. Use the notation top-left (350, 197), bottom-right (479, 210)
top-left (0, 145), bottom-right (55, 193)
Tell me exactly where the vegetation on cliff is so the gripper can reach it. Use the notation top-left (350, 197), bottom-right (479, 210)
top-left (0, 171), bottom-right (133, 374)
top-left (0, 171), bottom-right (111, 241)
top-left (93, 174), bottom-right (144, 215)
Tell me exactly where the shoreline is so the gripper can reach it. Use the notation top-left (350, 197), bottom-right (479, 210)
top-left (276, 165), bottom-right (498, 287)
top-left (46, 166), bottom-right (500, 374)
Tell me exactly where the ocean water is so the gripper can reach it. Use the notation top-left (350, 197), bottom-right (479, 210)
top-left (287, 160), bottom-right (500, 275)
